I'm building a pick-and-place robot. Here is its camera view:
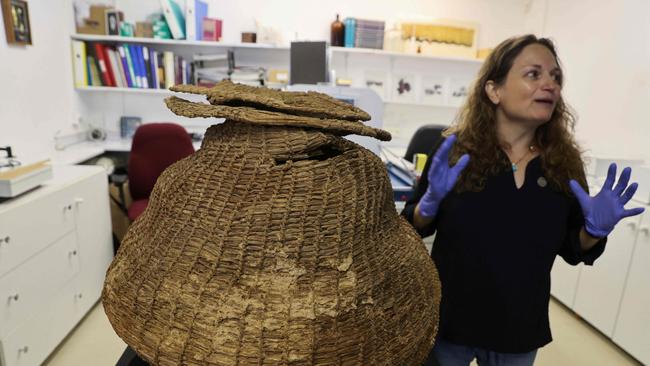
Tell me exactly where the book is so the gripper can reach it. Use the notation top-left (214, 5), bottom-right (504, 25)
top-left (181, 58), bottom-right (187, 84)
top-left (344, 18), bottom-right (356, 47)
top-left (133, 45), bottom-right (146, 88)
top-left (114, 48), bottom-right (129, 87)
top-left (185, 0), bottom-right (208, 41)
top-left (107, 48), bottom-right (126, 87)
top-left (86, 55), bottom-right (93, 86)
top-left (71, 40), bottom-right (88, 87)
top-left (117, 45), bottom-right (134, 87)
top-left (93, 43), bottom-right (112, 86)
top-left (137, 45), bottom-right (149, 88)
top-left (150, 49), bottom-right (159, 89)
top-left (142, 45), bottom-right (152, 88)
top-left (160, 0), bottom-right (185, 40)
top-left (99, 44), bottom-right (117, 87)
top-left (122, 44), bottom-right (139, 88)
top-left (202, 18), bottom-right (222, 41)
top-left (174, 55), bottom-right (182, 85)
top-left (125, 45), bottom-right (140, 87)
top-left (163, 51), bottom-right (175, 89)
top-left (157, 52), bottom-right (165, 88)
top-left (87, 56), bottom-right (102, 86)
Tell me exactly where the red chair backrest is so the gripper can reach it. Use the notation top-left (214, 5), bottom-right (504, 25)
top-left (128, 123), bottom-right (195, 201)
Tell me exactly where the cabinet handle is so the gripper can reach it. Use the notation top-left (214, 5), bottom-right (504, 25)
top-left (74, 197), bottom-right (85, 205)
top-left (626, 222), bottom-right (637, 230)
top-left (8, 293), bottom-right (19, 302)
top-left (75, 293), bottom-right (83, 299)
top-left (640, 226), bottom-right (650, 236)
top-left (69, 250), bottom-right (78, 257)
top-left (18, 346), bottom-right (28, 354)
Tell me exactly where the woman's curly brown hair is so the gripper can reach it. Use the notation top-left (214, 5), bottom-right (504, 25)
top-left (445, 34), bottom-right (587, 194)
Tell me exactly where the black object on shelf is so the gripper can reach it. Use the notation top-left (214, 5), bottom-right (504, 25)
top-left (290, 41), bottom-right (328, 85)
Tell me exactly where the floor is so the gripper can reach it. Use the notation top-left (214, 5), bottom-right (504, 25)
top-left (43, 298), bottom-right (641, 366)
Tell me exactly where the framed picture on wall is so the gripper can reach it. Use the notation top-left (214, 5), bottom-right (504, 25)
top-left (105, 9), bottom-right (122, 36)
top-left (363, 70), bottom-right (388, 100)
top-left (421, 75), bottom-right (446, 106)
top-left (1, 0), bottom-right (31, 45)
top-left (448, 77), bottom-right (471, 107)
top-left (392, 74), bottom-right (417, 103)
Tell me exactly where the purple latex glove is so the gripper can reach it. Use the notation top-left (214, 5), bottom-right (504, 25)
top-left (418, 134), bottom-right (470, 218)
top-left (570, 163), bottom-right (645, 238)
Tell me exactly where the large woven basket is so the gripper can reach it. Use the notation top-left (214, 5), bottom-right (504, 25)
top-left (102, 81), bottom-right (441, 366)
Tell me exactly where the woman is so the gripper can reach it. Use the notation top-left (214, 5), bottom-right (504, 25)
top-left (401, 35), bottom-right (645, 366)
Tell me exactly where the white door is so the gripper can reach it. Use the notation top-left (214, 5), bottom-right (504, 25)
top-left (613, 207), bottom-right (650, 365)
top-left (72, 170), bottom-right (114, 311)
top-left (573, 213), bottom-right (641, 336)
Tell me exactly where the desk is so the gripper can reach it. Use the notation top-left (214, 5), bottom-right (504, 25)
top-left (50, 139), bottom-right (203, 165)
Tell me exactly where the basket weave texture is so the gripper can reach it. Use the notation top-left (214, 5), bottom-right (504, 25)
top-left (102, 82), bottom-right (441, 366)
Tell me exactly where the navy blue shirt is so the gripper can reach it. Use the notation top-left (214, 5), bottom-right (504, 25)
top-left (401, 142), bottom-right (607, 353)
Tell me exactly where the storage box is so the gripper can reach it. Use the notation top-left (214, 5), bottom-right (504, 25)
top-left (0, 161), bottom-right (53, 198)
top-left (241, 32), bottom-right (256, 43)
top-left (76, 5), bottom-right (112, 35)
top-left (397, 19), bottom-right (479, 58)
top-left (135, 22), bottom-right (153, 38)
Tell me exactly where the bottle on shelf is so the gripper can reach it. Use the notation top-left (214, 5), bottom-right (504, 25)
top-left (330, 14), bottom-right (345, 47)
top-left (383, 23), bottom-right (403, 52)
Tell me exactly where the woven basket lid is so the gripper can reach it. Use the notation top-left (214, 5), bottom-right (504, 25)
top-left (103, 84), bottom-right (440, 366)
top-left (171, 80), bottom-right (371, 121)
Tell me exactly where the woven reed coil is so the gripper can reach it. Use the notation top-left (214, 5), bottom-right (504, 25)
top-left (102, 81), bottom-right (441, 366)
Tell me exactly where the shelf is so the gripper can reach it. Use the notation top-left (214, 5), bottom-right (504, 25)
top-left (383, 100), bottom-right (460, 108)
top-left (75, 86), bottom-right (173, 95)
top-left (331, 46), bottom-right (483, 65)
top-left (75, 87), bottom-right (463, 108)
top-left (71, 34), bottom-right (289, 50)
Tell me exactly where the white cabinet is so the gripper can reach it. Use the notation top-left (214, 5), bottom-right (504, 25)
top-left (0, 165), bottom-right (113, 366)
top-left (572, 214), bottom-right (642, 336)
top-left (613, 209), bottom-right (650, 365)
top-left (550, 258), bottom-right (581, 308)
top-left (551, 199), bottom-right (650, 365)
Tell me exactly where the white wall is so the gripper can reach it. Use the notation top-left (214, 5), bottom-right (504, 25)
top-left (112, 0), bottom-right (530, 150)
top-left (527, 0), bottom-right (650, 162)
top-left (118, 0), bottom-right (529, 48)
top-left (2, 0), bottom-right (531, 161)
top-left (0, 0), bottom-right (79, 162)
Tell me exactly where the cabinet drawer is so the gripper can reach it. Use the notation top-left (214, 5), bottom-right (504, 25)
top-left (0, 280), bottom-right (83, 366)
top-left (0, 232), bottom-right (79, 338)
top-left (0, 186), bottom-right (77, 277)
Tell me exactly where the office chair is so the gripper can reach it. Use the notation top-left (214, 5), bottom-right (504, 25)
top-left (110, 123), bottom-right (195, 222)
top-left (403, 124), bottom-right (447, 163)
